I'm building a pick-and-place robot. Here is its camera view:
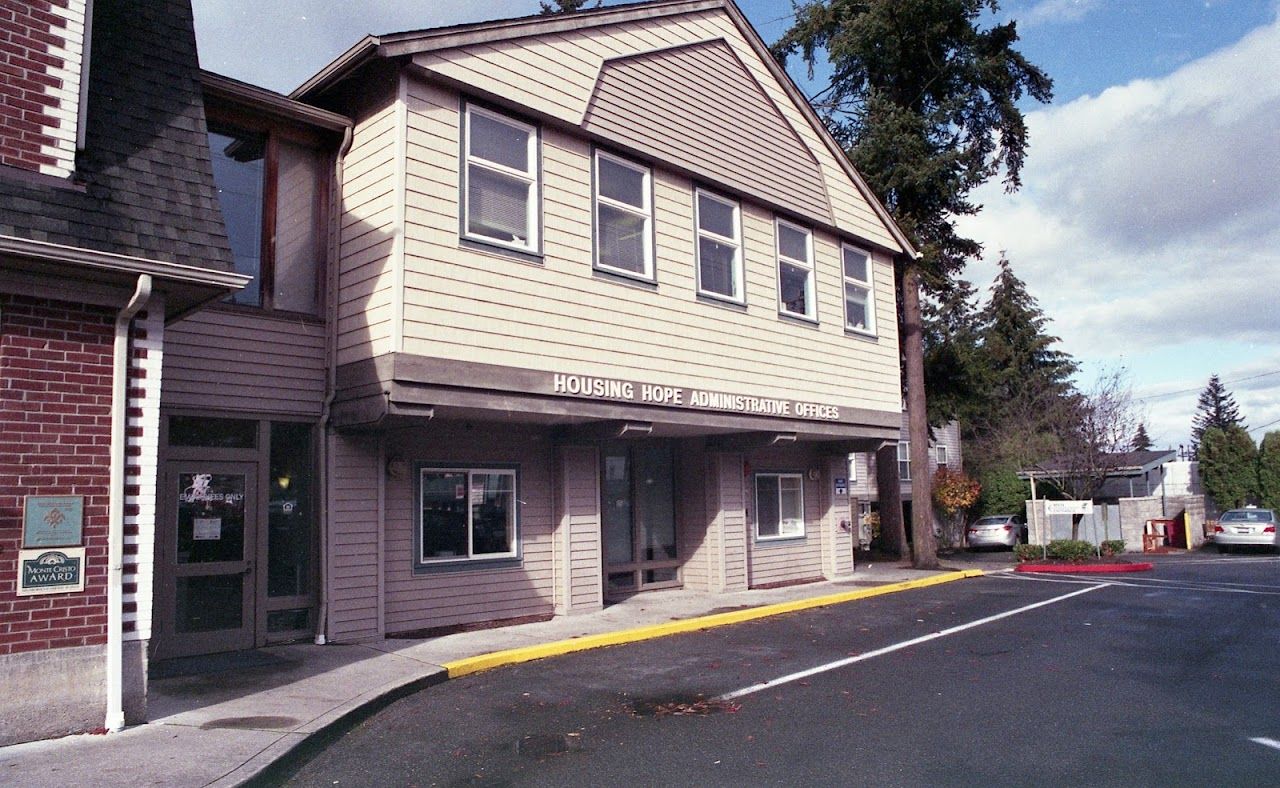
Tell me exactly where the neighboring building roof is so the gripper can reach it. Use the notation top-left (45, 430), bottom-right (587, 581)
top-left (0, 0), bottom-right (233, 275)
top-left (290, 0), bottom-right (916, 258)
top-left (1021, 450), bottom-right (1177, 479)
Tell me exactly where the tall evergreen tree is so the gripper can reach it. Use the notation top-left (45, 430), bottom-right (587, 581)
top-left (980, 256), bottom-right (1076, 409)
top-left (539, 0), bottom-right (600, 13)
top-left (1131, 422), bottom-right (1153, 451)
top-left (1258, 431), bottom-right (1280, 512)
top-left (1198, 425), bottom-right (1257, 510)
top-left (775, 0), bottom-right (1052, 569)
top-left (1191, 374), bottom-right (1246, 449)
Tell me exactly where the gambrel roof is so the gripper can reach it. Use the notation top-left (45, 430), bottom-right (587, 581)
top-left (293, 0), bottom-right (914, 257)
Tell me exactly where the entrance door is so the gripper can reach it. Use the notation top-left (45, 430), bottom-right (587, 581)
top-left (156, 461), bottom-right (258, 659)
top-left (602, 442), bottom-right (679, 598)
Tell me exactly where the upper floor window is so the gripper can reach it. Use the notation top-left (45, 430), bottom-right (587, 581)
top-left (695, 189), bottom-right (743, 302)
top-left (207, 121), bottom-right (327, 315)
top-left (594, 150), bottom-right (653, 279)
top-left (463, 105), bottom-right (539, 253)
top-left (842, 244), bottom-right (876, 335)
top-left (897, 441), bottom-right (911, 481)
top-left (776, 219), bottom-right (814, 320)
top-left (936, 445), bottom-right (949, 468)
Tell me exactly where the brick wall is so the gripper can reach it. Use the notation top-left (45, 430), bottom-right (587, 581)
top-left (0, 0), bottom-right (86, 176)
top-left (0, 293), bottom-right (113, 654)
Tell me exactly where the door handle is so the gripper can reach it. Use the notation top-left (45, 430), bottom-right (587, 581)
top-left (240, 562), bottom-right (254, 576)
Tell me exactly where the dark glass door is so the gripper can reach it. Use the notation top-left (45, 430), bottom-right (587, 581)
top-left (602, 442), bottom-right (679, 598)
top-left (157, 461), bottom-right (258, 658)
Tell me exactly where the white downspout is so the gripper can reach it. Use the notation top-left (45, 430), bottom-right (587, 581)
top-left (107, 274), bottom-right (151, 732)
top-left (316, 125), bottom-right (353, 646)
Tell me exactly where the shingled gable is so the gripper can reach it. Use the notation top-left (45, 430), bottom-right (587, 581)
top-left (0, 0), bottom-right (243, 318)
top-left (293, 0), bottom-right (913, 256)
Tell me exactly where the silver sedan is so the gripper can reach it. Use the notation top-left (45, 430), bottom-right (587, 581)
top-left (967, 514), bottom-right (1027, 550)
top-left (1213, 508), bottom-right (1278, 553)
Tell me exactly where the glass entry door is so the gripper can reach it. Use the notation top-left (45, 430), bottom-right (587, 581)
top-left (602, 442), bottom-right (678, 598)
top-left (156, 461), bottom-right (258, 659)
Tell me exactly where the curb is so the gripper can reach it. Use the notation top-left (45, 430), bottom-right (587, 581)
top-left (442, 569), bottom-right (986, 678)
top-left (1015, 562), bottom-right (1154, 574)
top-left (240, 568), bottom-right (986, 785)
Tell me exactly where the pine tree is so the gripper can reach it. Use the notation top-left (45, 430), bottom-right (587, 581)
top-left (1131, 423), bottom-right (1153, 451)
top-left (1191, 374), bottom-right (1246, 450)
top-left (980, 256), bottom-right (1077, 410)
top-left (1258, 431), bottom-right (1280, 512)
top-left (539, 0), bottom-right (600, 13)
top-left (775, 0), bottom-right (1052, 569)
top-left (1198, 425), bottom-right (1257, 510)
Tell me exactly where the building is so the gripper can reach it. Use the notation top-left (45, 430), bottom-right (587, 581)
top-left (0, 0), bottom-right (245, 744)
top-left (848, 417), bottom-right (963, 543)
top-left (1, 0), bottom-right (914, 744)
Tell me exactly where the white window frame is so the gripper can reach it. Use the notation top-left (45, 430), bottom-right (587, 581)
top-left (936, 445), bottom-right (949, 468)
top-left (776, 218), bottom-right (815, 320)
top-left (841, 243), bottom-right (876, 335)
top-left (755, 472), bottom-right (806, 541)
top-left (462, 104), bottom-right (539, 253)
top-left (695, 188), bottom-right (744, 303)
top-left (593, 149), bottom-right (653, 280)
top-left (897, 441), bottom-right (911, 481)
top-left (418, 466), bottom-right (519, 563)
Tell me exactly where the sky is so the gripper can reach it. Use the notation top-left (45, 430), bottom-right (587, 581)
top-left (191, 0), bottom-right (1280, 452)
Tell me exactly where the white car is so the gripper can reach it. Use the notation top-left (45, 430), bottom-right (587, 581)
top-left (1213, 508), bottom-right (1278, 553)
top-left (967, 514), bottom-right (1027, 550)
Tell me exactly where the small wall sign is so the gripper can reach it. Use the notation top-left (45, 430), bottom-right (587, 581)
top-left (17, 547), bottom-right (86, 596)
top-left (834, 477), bottom-right (848, 496)
top-left (23, 495), bottom-right (84, 548)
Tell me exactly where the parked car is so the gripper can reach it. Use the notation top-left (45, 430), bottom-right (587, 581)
top-left (967, 514), bottom-right (1027, 550)
top-left (1213, 507), bottom-right (1278, 553)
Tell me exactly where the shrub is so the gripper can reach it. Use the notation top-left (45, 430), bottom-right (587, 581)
top-left (1014, 544), bottom-right (1042, 562)
top-left (1100, 540), bottom-right (1125, 558)
top-left (1046, 539), bottom-right (1095, 562)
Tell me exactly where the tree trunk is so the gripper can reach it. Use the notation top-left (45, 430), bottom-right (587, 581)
top-left (903, 266), bottom-right (940, 569)
top-left (875, 442), bottom-right (908, 559)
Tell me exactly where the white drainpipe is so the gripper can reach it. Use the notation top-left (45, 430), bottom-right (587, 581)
top-left (106, 274), bottom-right (151, 732)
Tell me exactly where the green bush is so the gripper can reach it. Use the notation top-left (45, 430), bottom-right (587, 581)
top-left (1013, 544), bottom-right (1043, 562)
top-left (1100, 540), bottom-right (1125, 558)
top-left (1046, 539), bottom-right (1095, 562)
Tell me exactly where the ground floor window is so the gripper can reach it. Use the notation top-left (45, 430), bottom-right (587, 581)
top-left (418, 466), bottom-right (518, 562)
top-left (755, 473), bottom-right (805, 540)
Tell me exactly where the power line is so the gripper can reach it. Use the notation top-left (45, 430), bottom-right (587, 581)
top-left (1135, 369), bottom-right (1280, 402)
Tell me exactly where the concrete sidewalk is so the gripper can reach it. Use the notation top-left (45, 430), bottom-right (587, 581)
top-left (0, 561), bottom-right (993, 787)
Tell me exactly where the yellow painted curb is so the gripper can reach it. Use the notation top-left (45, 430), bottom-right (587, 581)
top-left (442, 568), bottom-right (985, 678)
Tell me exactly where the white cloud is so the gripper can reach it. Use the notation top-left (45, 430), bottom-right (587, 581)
top-left (1015, 0), bottom-right (1102, 29)
top-left (956, 12), bottom-right (1280, 449)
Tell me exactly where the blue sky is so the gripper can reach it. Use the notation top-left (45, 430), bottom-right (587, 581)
top-left (192, 0), bottom-right (1280, 450)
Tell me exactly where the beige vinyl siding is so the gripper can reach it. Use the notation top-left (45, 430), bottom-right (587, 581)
top-left (162, 310), bottom-right (326, 416)
top-left (825, 454), bottom-right (855, 578)
top-left (677, 439), bottom-right (710, 591)
top-left (327, 432), bottom-right (384, 642)
top-left (559, 445), bottom-right (603, 613)
top-left (398, 82), bottom-right (900, 413)
top-left (720, 452), bottom-right (748, 591)
top-left (746, 446), bottom-right (826, 587)
top-left (410, 7), bottom-right (898, 251)
top-left (380, 425), bottom-right (556, 633)
top-left (338, 98), bottom-right (400, 366)
top-left (582, 39), bottom-right (832, 227)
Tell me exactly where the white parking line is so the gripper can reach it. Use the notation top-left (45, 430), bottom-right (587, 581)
top-left (1250, 737), bottom-right (1280, 752)
top-left (997, 572), bottom-right (1280, 596)
top-left (717, 584), bottom-right (1108, 701)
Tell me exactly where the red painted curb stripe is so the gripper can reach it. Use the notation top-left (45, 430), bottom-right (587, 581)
top-left (1015, 562), bottom-right (1154, 574)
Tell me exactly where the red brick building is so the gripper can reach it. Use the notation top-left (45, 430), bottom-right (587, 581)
top-left (0, 0), bottom-right (244, 745)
